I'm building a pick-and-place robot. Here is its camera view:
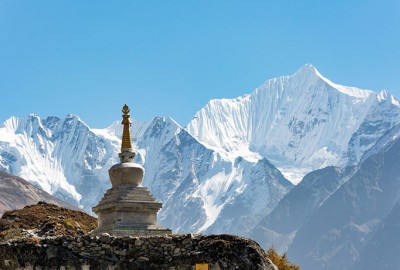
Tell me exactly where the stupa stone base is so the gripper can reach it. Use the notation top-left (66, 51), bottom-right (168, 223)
top-left (92, 185), bottom-right (171, 236)
top-left (91, 225), bottom-right (172, 236)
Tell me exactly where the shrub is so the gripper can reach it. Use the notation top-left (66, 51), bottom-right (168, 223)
top-left (266, 247), bottom-right (300, 270)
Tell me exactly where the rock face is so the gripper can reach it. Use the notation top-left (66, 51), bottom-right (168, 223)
top-left (0, 234), bottom-right (277, 270)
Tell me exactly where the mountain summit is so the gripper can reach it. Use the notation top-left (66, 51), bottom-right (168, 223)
top-left (187, 64), bottom-right (400, 183)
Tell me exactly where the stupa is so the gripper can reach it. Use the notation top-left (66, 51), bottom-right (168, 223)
top-left (92, 104), bottom-right (171, 236)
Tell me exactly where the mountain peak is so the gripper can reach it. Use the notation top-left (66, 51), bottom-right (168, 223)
top-left (65, 114), bottom-right (83, 122)
top-left (377, 89), bottom-right (400, 107)
top-left (292, 64), bottom-right (373, 99)
top-left (291, 64), bottom-right (325, 81)
top-left (288, 64), bottom-right (328, 90)
top-left (294, 63), bottom-right (319, 76)
top-left (187, 63), bottom-right (399, 184)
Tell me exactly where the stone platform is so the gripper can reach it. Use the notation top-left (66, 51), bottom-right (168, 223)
top-left (92, 186), bottom-right (171, 236)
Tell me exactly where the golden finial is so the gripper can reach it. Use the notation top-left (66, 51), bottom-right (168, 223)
top-left (122, 104), bottom-right (130, 115)
top-left (121, 104), bottom-right (132, 126)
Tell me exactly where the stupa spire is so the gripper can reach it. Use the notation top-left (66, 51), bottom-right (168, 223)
top-left (121, 104), bottom-right (133, 150)
top-left (119, 104), bottom-right (135, 163)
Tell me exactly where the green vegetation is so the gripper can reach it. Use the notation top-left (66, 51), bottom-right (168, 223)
top-left (267, 247), bottom-right (300, 270)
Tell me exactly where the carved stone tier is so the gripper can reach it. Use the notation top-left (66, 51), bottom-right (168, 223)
top-left (92, 185), bottom-right (171, 236)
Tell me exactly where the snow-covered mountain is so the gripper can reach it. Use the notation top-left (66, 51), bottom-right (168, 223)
top-left (2, 64), bottom-right (400, 269)
top-left (0, 115), bottom-right (119, 209)
top-left (187, 64), bottom-right (400, 183)
top-left (0, 114), bottom-right (293, 236)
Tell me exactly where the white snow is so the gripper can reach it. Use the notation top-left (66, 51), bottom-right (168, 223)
top-left (186, 64), bottom-right (400, 183)
top-left (278, 167), bottom-right (311, 185)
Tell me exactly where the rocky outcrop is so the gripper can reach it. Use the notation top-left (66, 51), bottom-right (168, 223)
top-left (0, 234), bottom-right (277, 270)
top-left (0, 202), bottom-right (97, 241)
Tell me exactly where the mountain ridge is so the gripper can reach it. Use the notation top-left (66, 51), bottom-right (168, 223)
top-left (0, 113), bottom-right (293, 236)
top-left (186, 64), bottom-right (400, 183)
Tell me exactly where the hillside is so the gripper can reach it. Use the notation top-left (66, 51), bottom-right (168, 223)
top-left (0, 171), bottom-right (77, 217)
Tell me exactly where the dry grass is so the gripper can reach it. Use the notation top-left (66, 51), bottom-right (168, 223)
top-left (267, 247), bottom-right (300, 270)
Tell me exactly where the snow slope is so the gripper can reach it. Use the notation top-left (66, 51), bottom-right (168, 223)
top-left (187, 64), bottom-right (400, 183)
top-left (0, 115), bottom-right (117, 208)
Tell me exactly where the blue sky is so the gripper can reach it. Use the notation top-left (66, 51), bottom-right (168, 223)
top-left (1, 1), bottom-right (399, 128)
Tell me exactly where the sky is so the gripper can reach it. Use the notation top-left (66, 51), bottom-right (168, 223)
top-left (0, 1), bottom-right (399, 128)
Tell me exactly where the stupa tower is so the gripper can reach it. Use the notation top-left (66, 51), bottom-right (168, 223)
top-left (92, 104), bottom-right (171, 236)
